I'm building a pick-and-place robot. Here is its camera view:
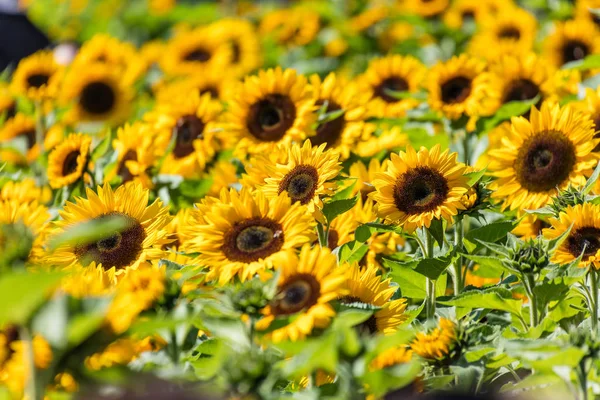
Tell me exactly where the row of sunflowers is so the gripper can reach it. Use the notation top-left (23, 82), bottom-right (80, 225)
top-left (4, 0), bottom-right (600, 399)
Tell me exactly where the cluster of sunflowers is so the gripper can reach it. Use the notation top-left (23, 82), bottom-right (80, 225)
top-left (6, 0), bottom-right (600, 399)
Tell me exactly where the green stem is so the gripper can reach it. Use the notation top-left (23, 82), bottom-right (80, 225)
top-left (577, 360), bottom-right (589, 400)
top-left (524, 275), bottom-right (538, 328)
top-left (425, 229), bottom-right (436, 319)
top-left (590, 269), bottom-right (599, 335)
top-left (20, 326), bottom-right (38, 400)
top-left (452, 219), bottom-right (464, 295)
top-left (463, 131), bottom-right (471, 165)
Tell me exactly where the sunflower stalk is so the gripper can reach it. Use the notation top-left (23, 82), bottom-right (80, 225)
top-left (34, 100), bottom-right (46, 185)
top-left (423, 228), bottom-right (436, 319)
top-left (452, 219), bottom-right (464, 295)
top-left (589, 268), bottom-right (599, 335)
top-left (523, 274), bottom-right (539, 328)
top-left (20, 325), bottom-right (39, 400)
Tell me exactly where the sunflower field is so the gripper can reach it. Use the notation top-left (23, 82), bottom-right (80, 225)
top-left (7, 0), bottom-right (600, 399)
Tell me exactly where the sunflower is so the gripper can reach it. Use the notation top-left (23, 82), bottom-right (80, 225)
top-left (154, 70), bottom-right (236, 103)
top-left (468, 6), bottom-right (537, 61)
top-left (325, 197), bottom-right (378, 251)
top-left (71, 34), bottom-right (145, 85)
top-left (259, 140), bottom-right (341, 216)
top-left (410, 318), bottom-right (457, 361)
top-left (0, 113), bottom-right (62, 164)
top-left (60, 264), bottom-right (116, 298)
top-left (357, 55), bottom-right (427, 118)
top-left (488, 102), bottom-right (598, 211)
top-left (146, 92), bottom-right (222, 177)
top-left (208, 18), bottom-right (262, 77)
top-left (401, 0), bottom-right (450, 18)
top-left (427, 55), bottom-right (500, 121)
top-left (309, 73), bottom-right (367, 159)
top-left (543, 203), bottom-right (600, 270)
top-left (575, 87), bottom-right (600, 151)
top-left (512, 215), bottom-right (550, 240)
top-left (47, 133), bottom-right (92, 189)
top-left (489, 53), bottom-right (554, 110)
top-left (543, 19), bottom-right (600, 68)
top-left (182, 188), bottom-right (316, 284)
top-left (340, 264), bottom-right (408, 335)
top-left (349, 5), bottom-right (388, 32)
top-left (10, 51), bottom-right (63, 100)
top-left (0, 85), bottom-right (15, 119)
top-left (370, 346), bottom-right (413, 370)
top-left (0, 200), bottom-right (50, 264)
top-left (372, 145), bottom-right (469, 232)
top-left (60, 62), bottom-right (132, 125)
top-left (259, 8), bottom-right (320, 47)
top-left (225, 68), bottom-right (315, 156)
top-left (442, 0), bottom-right (490, 29)
top-left (86, 335), bottom-right (165, 371)
top-left (109, 123), bottom-right (158, 187)
top-left (206, 160), bottom-right (239, 198)
top-left (575, 0), bottom-right (600, 26)
top-left (161, 26), bottom-right (231, 76)
top-left (240, 145), bottom-right (290, 188)
top-left (255, 245), bottom-right (348, 342)
top-left (355, 124), bottom-right (409, 158)
top-left (0, 178), bottom-right (51, 204)
top-left (45, 182), bottom-right (171, 281)
top-left (349, 158), bottom-right (389, 202)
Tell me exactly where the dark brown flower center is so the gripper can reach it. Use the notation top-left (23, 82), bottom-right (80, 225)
top-left (79, 81), bottom-right (116, 115)
top-left (311, 100), bottom-right (345, 148)
top-left (393, 166), bottom-right (450, 215)
top-left (172, 115), bottom-right (205, 158)
top-left (271, 273), bottom-right (321, 315)
top-left (62, 150), bottom-right (81, 176)
top-left (26, 73), bottom-right (49, 88)
top-left (514, 130), bottom-right (576, 193)
top-left (562, 40), bottom-right (589, 64)
top-left (117, 149), bottom-right (138, 183)
top-left (184, 48), bottom-right (211, 62)
top-left (567, 227), bottom-right (600, 260)
top-left (200, 86), bottom-right (220, 99)
top-left (247, 94), bottom-right (297, 142)
top-left (374, 77), bottom-right (409, 103)
top-left (222, 217), bottom-right (284, 263)
top-left (461, 10), bottom-right (475, 20)
top-left (532, 219), bottom-right (550, 237)
top-left (327, 229), bottom-right (339, 249)
top-left (504, 79), bottom-right (540, 103)
top-left (441, 76), bottom-right (472, 104)
top-left (498, 26), bottom-right (521, 40)
top-left (231, 41), bottom-right (241, 64)
top-left (74, 212), bottom-right (146, 270)
top-left (21, 130), bottom-right (36, 149)
top-left (278, 164), bottom-right (319, 205)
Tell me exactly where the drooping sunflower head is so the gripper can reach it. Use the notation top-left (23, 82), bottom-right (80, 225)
top-left (358, 55), bottom-right (426, 118)
top-left (401, 0), bottom-right (450, 18)
top-left (544, 203), bottom-right (600, 270)
top-left (308, 73), bottom-right (367, 159)
top-left (110, 123), bottom-right (159, 188)
top-left (468, 6), bottom-right (537, 61)
top-left (181, 188), bottom-right (316, 284)
top-left (259, 8), bottom-right (320, 47)
top-left (10, 51), bottom-right (63, 100)
top-left (208, 18), bottom-right (263, 77)
top-left (161, 26), bottom-right (231, 76)
top-left (544, 19), bottom-right (600, 68)
top-left (410, 318), bottom-right (457, 362)
top-left (47, 133), bottom-right (92, 189)
top-left (260, 140), bottom-right (342, 214)
top-left (427, 55), bottom-right (500, 120)
top-left (256, 245), bottom-right (348, 342)
top-left (226, 68), bottom-right (315, 156)
top-left (488, 102), bottom-right (598, 211)
top-left (45, 183), bottom-right (171, 280)
top-left (339, 263), bottom-right (408, 335)
top-left (60, 62), bottom-right (132, 125)
top-left (372, 145), bottom-right (470, 232)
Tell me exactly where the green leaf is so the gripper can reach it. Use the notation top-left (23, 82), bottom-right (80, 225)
top-left (338, 240), bottom-right (368, 264)
top-left (355, 224), bottom-right (374, 243)
top-left (0, 271), bottom-right (65, 325)
top-left (179, 178), bottom-right (214, 199)
top-left (189, 338), bottom-right (227, 379)
top-left (48, 214), bottom-right (131, 251)
top-left (477, 96), bottom-right (540, 134)
top-left (438, 287), bottom-right (522, 315)
top-left (465, 168), bottom-right (487, 186)
top-left (462, 254), bottom-right (505, 277)
top-left (331, 178), bottom-right (357, 201)
top-left (90, 130), bottom-right (113, 161)
top-left (427, 219), bottom-right (445, 248)
top-left (67, 314), bottom-right (106, 348)
top-left (562, 54), bottom-right (600, 70)
top-left (387, 261), bottom-right (447, 299)
top-left (583, 161), bottom-right (600, 195)
top-left (322, 195), bottom-right (359, 222)
top-left (331, 309), bottom-right (373, 329)
top-left (281, 333), bottom-right (339, 378)
top-left (413, 252), bottom-right (456, 280)
top-left (464, 220), bottom-right (516, 253)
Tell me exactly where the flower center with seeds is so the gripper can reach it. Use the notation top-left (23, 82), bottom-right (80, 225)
top-left (504, 79), bottom-right (540, 103)
top-left (184, 48), bottom-right (211, 62)
top-left (62, 150), bottom-right (81, 176)
top-left (222, 217), bottom-right (284, 262)
top-left (514, 130), bottom-right (576, 193)
top-left (278, 164), bottom-right (319, 204)
top-left (311, 99), bottom-right (345, 148)
top-left (440, 76), bottom-right (472, 104)
top-left (393, 166), bottom-right (449, 215)
top-left (74, 212), bottom-right (146, 270)
top-left (373, 77), bottom-right (409, 103)
top-left (498, 26), bottom-right (521, 40)
top-left (172, 115), bottom-right (205, 158)
top-left (567, 227), bottom-right (600, 259)
top-left (247, 94), bottom-right (297, 142)
top-left (26, 73), bottom-right (49, 88)
top-left (79, 81), bottom-right (116, 115)
top-left (271, 274), bottom-right (320, 315)
top-left (562, 40), bottom-right (589, 64)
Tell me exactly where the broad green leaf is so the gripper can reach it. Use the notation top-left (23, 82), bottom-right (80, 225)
top-left (355, 224), bottom-right (374, 243)
top-left (281, 333), bottom-right (338, 378)
top-left (477, 97), bottom-right (540, 134)
top-left (387, 261), bottom-right (447, 299)
top-left (338, 240), bottom-right (368, 263)
top-left (465, 168), bottom-right (487, 186)
top-left (67, 313), bottom-right (106, 348)
top-left (500, 372), bottom-right (563, 393)
top-left (179, 177), bottom-right (214, 199)
top-left (427, 219), bottom-right (445, 248)
top-left (562, 54), bottom-right (600, 70)
top-left (90, 130), bottom-right (113, 161)
top-left (332, 309), bottom-right (373, 329)
top-left (464, 220), bottom-right (516, 253)
top-left (413, 252), bottom-right (456, 280)
top-left (360, 361), bottom-right (422, 397)
top-left (0, 271), bottom-right (65, 325)
top-left (462, 255), bottom-right (505, 278)
top-left (331, 178), bottom-right (357, 201)
top-left (464, 346), bottom-right (495, 362)
top-left (322, 196), bottom-right (359, 222)
top-left (189, 338), bottom-right (227, 379)
top-left (583, 161), bottom-right (600, 195)
top-left (438, 287), bottom-right (522, 315)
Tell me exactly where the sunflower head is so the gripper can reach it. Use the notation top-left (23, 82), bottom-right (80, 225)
top-left (207, 18), bottom-right (263, 77)
top-left (259, 8), bottom-right (320, 46)
top-left (256, 245), bottom-right (348, 342)
top-left (370, 346), bottom-right (414, 371)
top-left (402, 0), bottom-right (450, 18)
top-left (410, 318), bottom-right (458, 362)
top-left (372, 145), bottom-right (469, 232)
top-left (47, 133), bottom-right (92, 189)
top-left (544, 19), bottom-right (600, 68)
top-left (226, 68), bottom-right (315, 156)
top-left (488, 102), bottom-right (598, 211)
top-left (110, 123), bottom-right (159, 187)
top-left (10, 51), bottom-right (63, 100)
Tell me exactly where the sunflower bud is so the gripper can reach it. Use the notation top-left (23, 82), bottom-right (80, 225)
top-left (549, 186), bottom-right (587, 215)
top-left (224, 348), bottom-right (281, 396)
top-left (505, 237), bottom-right (550, 275)
top-left (230, 278), bottom-right (271, 316)
top-left (0, 222), bottom-right (33, 270)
